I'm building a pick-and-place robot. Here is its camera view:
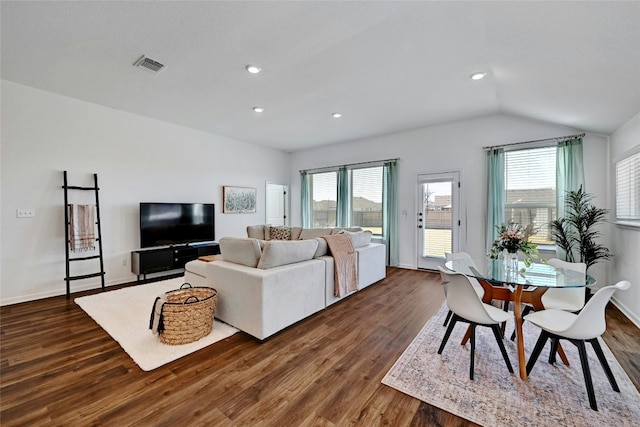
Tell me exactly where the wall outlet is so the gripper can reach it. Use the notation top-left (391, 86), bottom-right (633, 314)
top-left (16, 209), bottom-right (35, 218)
top-left (121, 258), bottom-right (127, 266)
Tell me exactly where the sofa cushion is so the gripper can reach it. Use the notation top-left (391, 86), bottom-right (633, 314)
top-left (219, 237), bottom-right (262, 268)
top-left (313, 237), bottom-right (328, 258)
top-left (257, 239), bottom-right (319, 269)
top-left (300, 228), bottom-right (333, 239)
top-left (290, 227), bottom-right (303, 240)
top-left (331, 227), bottom-right (363, 234)
top-left (334, 229), bottom-right (372, 248)
top-left (246, 225), bottom-right (266, 240)
top-left (269, 226), bottom-right (292, 240)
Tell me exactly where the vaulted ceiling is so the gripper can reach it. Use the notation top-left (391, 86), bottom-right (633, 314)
top-left (2, 1), bottom-right (639, 152)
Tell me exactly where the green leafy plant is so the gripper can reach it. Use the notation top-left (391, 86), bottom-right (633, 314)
top-left (551, 186), bottom-right (611, 271)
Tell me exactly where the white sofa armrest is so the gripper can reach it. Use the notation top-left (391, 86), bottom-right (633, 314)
top-left (204, 259), bottom-right (325, 340)
top-left (356, 243), bottom-right (386, 289)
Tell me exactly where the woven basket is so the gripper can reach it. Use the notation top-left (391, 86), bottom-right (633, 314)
top-left (159, 283), bottom-right (218, 345)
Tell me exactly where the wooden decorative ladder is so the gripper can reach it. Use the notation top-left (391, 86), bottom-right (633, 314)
top-left (62, 171), bottom-right (105, 298)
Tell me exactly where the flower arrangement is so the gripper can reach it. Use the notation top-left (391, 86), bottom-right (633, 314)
top-left (488, 222), bottom-right (539, 267)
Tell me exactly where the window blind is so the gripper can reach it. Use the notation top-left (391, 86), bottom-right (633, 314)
top-left (351, 166), bottom-right (383, 233)
top-left (310, 172), bottom-right (337, 228)
top-left (504, 146), bottom-right (556, 244)
top-left (616, 151), bottom-right (640, 222)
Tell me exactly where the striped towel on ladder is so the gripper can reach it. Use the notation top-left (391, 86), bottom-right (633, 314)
top-left (69, 204), bottom-right (96, 252)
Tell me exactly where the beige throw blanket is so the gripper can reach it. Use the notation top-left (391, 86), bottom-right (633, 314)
top-left (69, 204), bottom-right (96, 252)
top-left (323, 234), bottom-right (358, 298)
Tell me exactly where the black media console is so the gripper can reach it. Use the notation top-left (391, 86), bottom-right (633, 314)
top-left (131, 242), bottom-right (220, 281)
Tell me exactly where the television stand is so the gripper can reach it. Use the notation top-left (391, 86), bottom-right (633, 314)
top-left (131, 242), bottom-right (220, 281)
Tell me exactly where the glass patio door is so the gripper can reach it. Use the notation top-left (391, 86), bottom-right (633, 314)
top-left (417, 172), bottom-right (459, 270)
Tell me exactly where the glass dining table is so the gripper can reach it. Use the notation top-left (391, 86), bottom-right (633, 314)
top-left (444, 257), bottom-right (596, 380)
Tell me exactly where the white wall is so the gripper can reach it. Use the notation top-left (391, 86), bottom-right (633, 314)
top-left (290, 114), bottom-right (610, 285)
top-left (608, 112), bottom-right (640, 326)
top-left (1, 81), bottom-right (290, 304)
top-left (2, 78), bottom-right (627, 323)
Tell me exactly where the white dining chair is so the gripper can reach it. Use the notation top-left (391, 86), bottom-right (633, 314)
top-left (437, 267), bottom-right (514, 380)
top-left (442, 252), bottom-right (485, 327)
top-left (543, 258), bottom-right (588, 311)
top-left (524, 280), bottom-right (631, 411)
top-left (511, 258), bottom-right (587, 341)
top-left (444, 252), bottom-right (485, 297)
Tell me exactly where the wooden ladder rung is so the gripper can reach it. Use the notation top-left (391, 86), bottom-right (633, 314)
top-left (69, 255), bottom-right (102, 262)
top-left (67, 272), bottom-right (105, 281)
top-left (63, 185), bottom-right (99, 191)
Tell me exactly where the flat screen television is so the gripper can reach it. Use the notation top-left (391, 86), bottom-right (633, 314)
top-left (140, 202), bottom-right (215, 248)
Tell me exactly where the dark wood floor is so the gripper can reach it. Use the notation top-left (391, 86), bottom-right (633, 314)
top-left (1, 268), bottom-right (638, 426)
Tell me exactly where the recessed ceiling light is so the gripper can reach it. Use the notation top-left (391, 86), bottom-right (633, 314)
top-left (470, 72), bottom-right (486, 80)
top-left (331, 112), bottom-right (343, 118)
top-left (246, 65), bottom-right (262, 74)
top-left (253, 106), bottom-right (264, 113)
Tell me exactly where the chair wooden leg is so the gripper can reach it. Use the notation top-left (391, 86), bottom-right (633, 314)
top-left (575, 340), bottom-right (598, 411)
top-left (526, 330), bottom-right (549, 375)
top-left (469, 324), bottom-right (476, 380)
top-left (491, 324), bottom-right (514, 373)
top-left (590, 338), bottom-right (620, 392)
top-left (556, 344), bottom-right (571, 366)
top-left (438, 315), bottom-right (458, 354)
top-left (443, 310), bottom-right (453, 327)
top-left (461, 326), bottom-right (471, 345)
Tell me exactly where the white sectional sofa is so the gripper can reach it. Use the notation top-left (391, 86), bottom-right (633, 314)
top-left (184, 225), bottom-right (386, 340)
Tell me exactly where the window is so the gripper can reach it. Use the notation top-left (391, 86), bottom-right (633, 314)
top-left (615, 150), bottom-right (640, 224)
top-left (351, 167), bottom-right (383, 234)
top-left (304, 164), bottom-right (387, 235)
top-left (504, 146), bottom-right (556, 245)
top-left (309, 172), bottom-right (337, 228)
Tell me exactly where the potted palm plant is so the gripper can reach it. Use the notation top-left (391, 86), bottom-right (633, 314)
top-left (550, 186), bottom-right (611, 271)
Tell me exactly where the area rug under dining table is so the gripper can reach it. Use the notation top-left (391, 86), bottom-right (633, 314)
top-left (382, 303), bottom-right (640, 427)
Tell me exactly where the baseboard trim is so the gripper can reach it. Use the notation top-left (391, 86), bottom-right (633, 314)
top-left (0, 275), bottom-right (133, 306)
top-left (611, 295), bottom-right (640, 328)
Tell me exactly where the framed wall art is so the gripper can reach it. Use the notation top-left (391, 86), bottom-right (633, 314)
top-left (223, 186), bottom-right (257, 213)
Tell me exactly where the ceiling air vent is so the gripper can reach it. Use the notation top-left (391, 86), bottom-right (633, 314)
top-left (133, 55), bottom-right (165, 74)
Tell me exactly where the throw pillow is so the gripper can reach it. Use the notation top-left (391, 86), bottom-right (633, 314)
top-left (257, 239), bottom-right (319, 269)
top-left (313, 237), bottom-right (328, 258)
top-left (269, 226), bottom-right (291, 240)
top-left (246, 225), bottom-right (266, 240)
top-left (299, 228), bottom-right (333, 240)
top-left (290, 227), bottom-right (303, 240)
top-left (334, 230), bottom-right (372, 248)
top-left (331, 227), bottom-right (363, 234)
top-left (219, 237), bottom-right (262, 268)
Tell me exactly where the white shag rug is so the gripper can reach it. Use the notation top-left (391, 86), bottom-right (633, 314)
top-left (382, 303), bottom-right (640, 427)
top-left (75, 277), bottom-right (239, 371)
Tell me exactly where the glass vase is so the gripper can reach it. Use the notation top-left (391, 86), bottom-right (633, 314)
top-left (504, 250), bottom-right (519, 273)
